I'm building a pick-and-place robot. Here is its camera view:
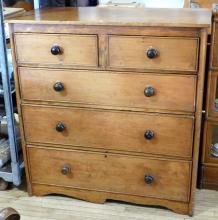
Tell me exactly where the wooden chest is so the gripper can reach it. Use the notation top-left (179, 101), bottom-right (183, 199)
top-left (7, 7), bottom-right (211, 215)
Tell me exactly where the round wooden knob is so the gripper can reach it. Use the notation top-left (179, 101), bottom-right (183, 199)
top-left (53, 82), bottom-right (64, 92)
top-left (56, 122), bottom-right (66, 132)
top-left (147, 48), bottom-right (158, 59)
top-left (61, 164), bottom-right (71, 175)
top-left (144, 86), bottom-right (155, 97)
top-left (144, 175), bottom-right (154, 184)
top-left (51, 45), bottom-right (61, 55)
top-left (144, 130), bottom-right (155, 140)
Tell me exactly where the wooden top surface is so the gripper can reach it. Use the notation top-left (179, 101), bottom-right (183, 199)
top-left (6, 7), bottom-right (212, 28)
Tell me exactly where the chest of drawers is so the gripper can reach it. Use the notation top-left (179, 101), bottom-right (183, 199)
top-left (7, 7), bottom-right (211, 216)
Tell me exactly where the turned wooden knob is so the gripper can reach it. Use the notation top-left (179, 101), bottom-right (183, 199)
top-left (144, 86), bottom-right (155, 97)
top-left (144, 130), bottom-right (155, 140)
top-left (146, 48), bottom-right (158, 59)
top-left (144, 175), bottom-right (154, 184)
top-left (51, 45), bottom-right (62, 55)
top-left (56, 122), bottom-right (66, 132)
top-left (61, 164), bottom-right (71, 175)
top-left (53, 82), bottom-right (64, 92)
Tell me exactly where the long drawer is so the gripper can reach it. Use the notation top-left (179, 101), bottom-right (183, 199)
top-left (14, 33), bottom-right (98, 67)
top-left (22, 105), bottom-right (194, 158)
top-left (19, 68), bottom-right (196, 113)
top-left (28, 146), bottom-right (191, 202)
top-left (108, 36), bottom-right (199, 72)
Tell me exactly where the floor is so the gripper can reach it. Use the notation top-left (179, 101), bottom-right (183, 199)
top-left (0, 185), bottom-right (217, 220)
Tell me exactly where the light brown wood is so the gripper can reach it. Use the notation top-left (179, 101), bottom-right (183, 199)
top-left (31, 184), bottom-right (190, 215)
top-left (28, 146), bottom-right (191, 203)
top-left (188, 29), bottom-right (208, 216)
top-left (6, 7), bottom-right (211, 28)
top-left (108, 36), bottom-right (199, 72)
top-left (18, 68), bottom-right (197, 113)
top-left (22, 105), bottom-right (194, 158)
top-left (14, 33), bottom-right (98, 67)
top-left (8, 7), bottom-right (210, 216)
top-left (11, 24), bottom-right (202, 37)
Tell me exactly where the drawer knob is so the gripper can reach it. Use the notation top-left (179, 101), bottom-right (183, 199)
top-left (53, 82), bottom-right (64, 92)
top-left (146, 48), bottom-right (158, 59)
top-left (144, 175), bottom-right (154, 184)
top-left (56, 122), bottom-right (66, 132)
top-left (144, 130), bottom-right (155, 140)
top-left (51, 45), bottom-right (62, 55)
top-left (144, 86), bottom-right (155, 97)
top-left (61, 164), bottom-right (71, 175)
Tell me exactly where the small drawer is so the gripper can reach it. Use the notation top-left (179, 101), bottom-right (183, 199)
top-left (14, 33), bottom-right (98, 67)
top-left (19, 68), bottom-right (197, 113)
top-left (203, 120), bottom-right (218, 164)
top-left (28, 146), bottom-right (191, 202)
top-left (108, 36), bottom-right (199, 72)
top-left (22, 105), bottom-right (194, 158)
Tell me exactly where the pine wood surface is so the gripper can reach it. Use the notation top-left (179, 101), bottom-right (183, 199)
top-left (18, 68), bottom-right (197, 113)
top-left (6, 7), bottom-right (211, 28)
top-left (22, 105), bottom-right (194, 158)
top-left (27, 147), bottom-right (191, 202)
top-left (108, 36), bottom-right (199, 72)
top-left (8, 7), bottom-right (211, 215)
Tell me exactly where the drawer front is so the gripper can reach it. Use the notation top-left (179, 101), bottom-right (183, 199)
top-left (108, 36), bottom-right (198, 72)
top-left (19, 68), bottom-right (196, 113)
top-left (14, 33), bottom-right (98, 67)
top-left (23, 105), bottom-right (194, 158)
top-left (28, 147), bottom-right (191, 202)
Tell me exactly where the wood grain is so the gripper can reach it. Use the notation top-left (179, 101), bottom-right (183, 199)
top-left (8, 7), bottom-right (210, 216)
top-left (108, 36), bottom-right (199, 72)
top-left (14, 33), bottom-right (98, 68)
top-left (18, 68), bottom-right (197, 113)
top-left (6, 7), bottom-right (211, 28)
top-left (22, 105), bottom-right (194, 158)
top-left (188, 29), bottom-right (208, 216)
top-left (28, 146), bottom-right (191, 202)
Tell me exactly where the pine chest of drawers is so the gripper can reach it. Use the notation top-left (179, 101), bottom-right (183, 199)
top-left (7, 7), bottom-right (211, 215)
